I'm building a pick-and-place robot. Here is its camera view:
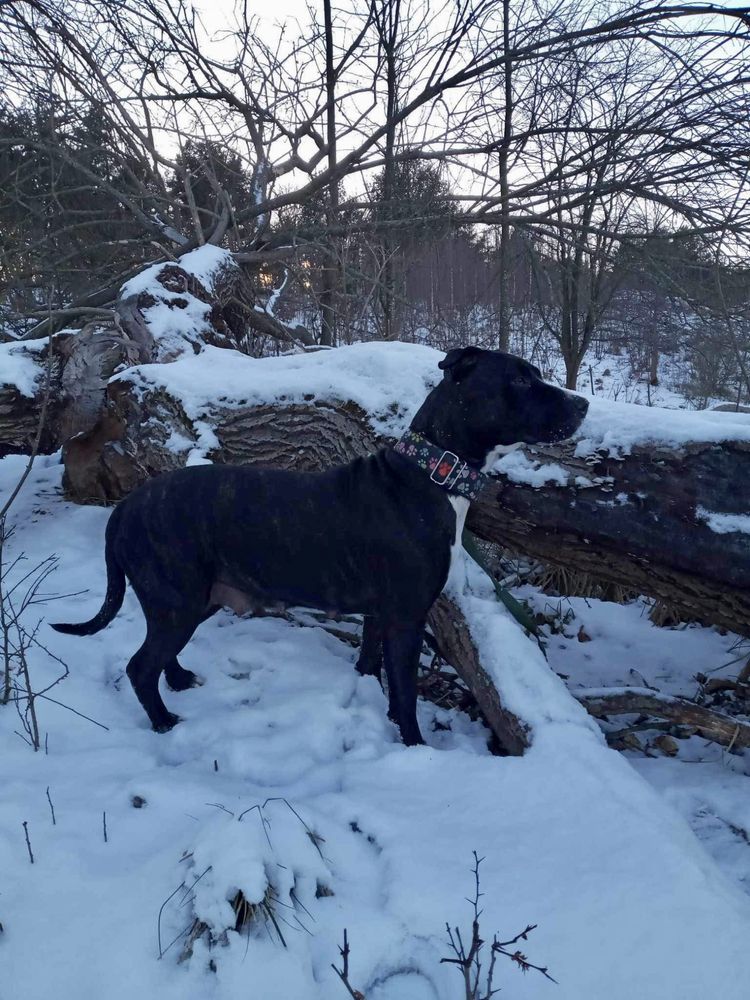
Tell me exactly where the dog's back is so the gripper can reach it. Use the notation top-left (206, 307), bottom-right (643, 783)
top-left (110, 455), bottom-right (456, 620)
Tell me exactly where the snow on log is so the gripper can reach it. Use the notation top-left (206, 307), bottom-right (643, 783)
top-left (115, 246), bottom-right (246, 360)
top-left (62, 342), bottom-right (440, 503)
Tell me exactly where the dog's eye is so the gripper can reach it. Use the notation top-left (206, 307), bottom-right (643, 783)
top-left (512, 375), bottom-right (531, 388)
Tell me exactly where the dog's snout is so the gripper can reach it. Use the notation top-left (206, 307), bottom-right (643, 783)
top-left (573, 395), bottom-right (589, 416)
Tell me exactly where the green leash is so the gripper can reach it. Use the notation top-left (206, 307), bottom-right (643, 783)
top-left (461, 529), bottom-right (547, 657)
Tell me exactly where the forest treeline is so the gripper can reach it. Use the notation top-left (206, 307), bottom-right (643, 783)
top-left (1, 0), bottom-right (749, 400)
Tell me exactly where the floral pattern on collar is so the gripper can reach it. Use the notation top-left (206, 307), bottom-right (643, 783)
top-left (393, 429), bottom-right (488, 501)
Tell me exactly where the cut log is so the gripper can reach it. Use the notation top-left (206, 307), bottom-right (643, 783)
top-left (0, 339), bottom-right (63, 456)
top-left (63, 391), bottom-right (381, 504)
top-left (576, 687), bottom-right (750, 751)
top-left (0, 326), bottom-right (140, 458)
top-left (1, 256), bottom-right (266, 460)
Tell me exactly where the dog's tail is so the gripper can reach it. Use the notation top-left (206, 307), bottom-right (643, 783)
top-left (51, 509), bottom-right (126, 637)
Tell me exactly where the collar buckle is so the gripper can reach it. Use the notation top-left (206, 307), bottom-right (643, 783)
top-left (430, 450), bottom-right (466, 489)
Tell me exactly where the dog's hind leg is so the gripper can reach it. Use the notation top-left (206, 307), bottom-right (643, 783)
top-left (356, 616), bottom-right (383, 682)
top-left (126, 614), bottom-right (201, 732)
top-left (163, 604), bottom-right (219, 691)
top-left (382, 621), bottom-right (425, 746)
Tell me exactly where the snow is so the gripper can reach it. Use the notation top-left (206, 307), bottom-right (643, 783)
top-left (3, 452), bottom-right (750, 1000)
top-left (178, 245), bottom-right (237, 293)
top-left (0, 337), bottom-right (47, 397)
top-left (512, 585), bottom-right (750, 892)
top-left (573, 396), bottom-right (750, 458)
top-left (4, 341), bottom-right (750, 999)
top-left (115, 341), bottom-right (444, 443)
top-left (493, 449), bottom-right (569, 488)
top-left (117, 247), bottom-right (239, 362)
top-left (448, 555), bottom-right (598, 733)
top-left (120, 245), bottom-right (236, 299)
top-left (261, 269), bottom-right (288, 316)
top-left (697, 506), bottom-right (750, 535)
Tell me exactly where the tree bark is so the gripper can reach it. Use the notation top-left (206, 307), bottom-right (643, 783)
top-left (497, 0), bottom-right (513, 352)
top-left (319, 0), bottom-right (339, 348)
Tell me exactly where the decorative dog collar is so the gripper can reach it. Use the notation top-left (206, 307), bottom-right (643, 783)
top-left (393, 430), bottom-right (488, 500)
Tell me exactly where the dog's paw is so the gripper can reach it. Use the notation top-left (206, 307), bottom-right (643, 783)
top-left (153, 712), bottom-right (182, 733)
top-left (165, 668), bottom-right (202, 692)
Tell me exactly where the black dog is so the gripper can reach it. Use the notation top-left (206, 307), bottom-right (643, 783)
top-left (53, 347), bottom-right (587, 745)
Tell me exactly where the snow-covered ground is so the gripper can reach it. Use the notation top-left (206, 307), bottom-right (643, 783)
top-left (514, 586), bottom-right (750, 894)
top-left (3, 340), bottom-right (750, 1000)
top-left (549, 342), bottom-right (722, 411)
top-left (3, 457), bottom-right (750, 999)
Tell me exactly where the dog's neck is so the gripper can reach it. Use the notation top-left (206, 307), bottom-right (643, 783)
top-left (408, 378), bottom-right (500, 467)
top-left (393, 429), bottom-right (488, 500)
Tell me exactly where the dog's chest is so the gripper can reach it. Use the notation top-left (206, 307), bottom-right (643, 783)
top-left (444, 495), bottom-right (470, 593)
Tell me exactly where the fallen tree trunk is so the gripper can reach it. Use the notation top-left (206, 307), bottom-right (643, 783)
top-left (576, 687), bottom-right (750, 751)
top-left (66, 374), bottom-right (750, 636)
top-left (467, 438), bottom-right (750, 637)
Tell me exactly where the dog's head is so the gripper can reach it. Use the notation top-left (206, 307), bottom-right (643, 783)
top-left (411, 346), bottom-right (588, 465)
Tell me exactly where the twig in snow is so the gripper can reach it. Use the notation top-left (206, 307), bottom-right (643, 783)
top-left (157, 865), bottom-right (213, 959)
top-left (103, 811), bottom-right (108, 843)
top-left (11, 685), bottom-right (109, 731)
top-left (441, 852), bottom-right (555, 998)
top-left (331, 929), bottom-right (365, 999)
top-left (490, 927), bottom-right (557, 984)
top-left (205, 801), bottom-right (235, 818)
top-left (158, 880), bottom-right (186, 959)
top-left (46, 786), bottom-right (56, 825)
top-left (22, 821), bottom-right (34, 864)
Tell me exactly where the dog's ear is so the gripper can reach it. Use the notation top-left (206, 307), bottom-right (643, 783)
top-left (439, 346), bottom-right (482, 382)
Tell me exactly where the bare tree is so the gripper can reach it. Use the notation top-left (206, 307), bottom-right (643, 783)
top-left (0, 0), bottom-right (748, 359)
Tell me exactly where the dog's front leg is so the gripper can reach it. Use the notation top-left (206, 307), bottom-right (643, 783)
top-left (356, 615), bottom-right (383, 683)
top-left (382, 621), bottom-right (425, 746)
